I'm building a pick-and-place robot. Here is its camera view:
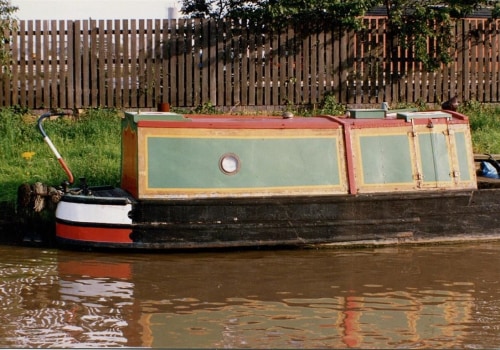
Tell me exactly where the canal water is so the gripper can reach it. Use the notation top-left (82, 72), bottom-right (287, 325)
top-left (0, 242), bottom-right (499, 348)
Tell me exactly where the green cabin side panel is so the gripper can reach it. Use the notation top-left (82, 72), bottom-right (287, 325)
top-left (360, 135), bottom-right (414, 184)
top-left (147, 137), bottom-right (341, 189)
top-left (418, 133), bottom-right (452, 183)
top-left (454, 131), bottom-right (472, 181)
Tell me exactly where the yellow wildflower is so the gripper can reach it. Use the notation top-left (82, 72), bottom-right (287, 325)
top-left (22, 151), bottom-right (35, 160)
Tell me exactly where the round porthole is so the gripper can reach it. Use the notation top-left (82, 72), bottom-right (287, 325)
top-left (219, 153), bottom-right (240, 175)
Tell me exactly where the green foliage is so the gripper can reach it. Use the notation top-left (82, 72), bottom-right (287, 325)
top-left (384, 0), bottom-right (488, 71)
top-left (181, 0), bottom-right (378, 28)
top-left (317, 93), bottom-right (346, 116)
top-left (281, 93), bottom-right (346, 116)
top-left (0, 0), bottom-right (18, 73)
top-left (181, 0), bottom-right (490, 71)
top-left (193, 101), bottom-right (220, 114)
top-left (459, 101), bottom-right (500, 154)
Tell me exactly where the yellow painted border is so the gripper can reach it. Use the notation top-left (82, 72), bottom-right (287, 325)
top-left (351, 126), bottom-right (420, 192)
top-left (137, 127), bottom-right (349, 199)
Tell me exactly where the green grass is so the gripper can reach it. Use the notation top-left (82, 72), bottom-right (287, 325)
top-left (458, 100), bottom-right (500, 155)
top-left (0, 108), bottom-right (122, 202)
top-left (1, 102), bottom-right (500, 203)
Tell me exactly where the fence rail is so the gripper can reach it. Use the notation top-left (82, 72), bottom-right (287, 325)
top-left (1, 17), bottom-right (499, 110)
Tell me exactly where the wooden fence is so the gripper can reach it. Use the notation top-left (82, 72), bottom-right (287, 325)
top-left (1, 17), bottom-right (500, 110)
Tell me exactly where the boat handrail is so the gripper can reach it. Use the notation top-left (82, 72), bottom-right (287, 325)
top-left (37, 112), bottom-right (75, 185)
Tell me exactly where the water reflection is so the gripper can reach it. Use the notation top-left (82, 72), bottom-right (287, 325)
top-left (0, 243), bottom-right (499, 348)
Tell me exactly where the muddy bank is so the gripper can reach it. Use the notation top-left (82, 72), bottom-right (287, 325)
top-left (0, 201), bottom-right (20, 244)
top-left (0, 200), bottom-right (55, 246)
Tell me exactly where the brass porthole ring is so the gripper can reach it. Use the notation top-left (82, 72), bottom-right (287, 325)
top-left (219, 153), bottom-right (241, 175)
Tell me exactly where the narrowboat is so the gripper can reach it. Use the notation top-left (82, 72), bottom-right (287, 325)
top-left (23, 108), bottom-right (500, 250)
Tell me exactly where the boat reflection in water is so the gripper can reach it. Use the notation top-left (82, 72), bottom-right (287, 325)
top-left (0, 243), bottom-right (499, 348)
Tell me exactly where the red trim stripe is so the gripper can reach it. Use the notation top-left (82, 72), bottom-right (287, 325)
top-left (137, 116), bottom-right (342, 129)
top-left (56, 222), bottom-right (133, 244)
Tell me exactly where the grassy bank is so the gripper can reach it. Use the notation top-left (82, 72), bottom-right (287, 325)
top-left (0, 108), bottom-right (122, 203)
top-left (1, 103), bottom-right (500, 203)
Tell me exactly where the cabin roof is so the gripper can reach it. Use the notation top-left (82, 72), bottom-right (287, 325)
top-left (130, 110), bottom-right (466, 130)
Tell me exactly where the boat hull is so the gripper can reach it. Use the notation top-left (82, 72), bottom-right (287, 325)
top-left (54, 186), bottom-right (500, 250)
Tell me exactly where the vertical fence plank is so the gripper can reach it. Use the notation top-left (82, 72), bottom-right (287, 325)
top-left (262, 33), bottom-right (273, 106)
top-left (225, 20), bottom-right (233, 106)
top-left (200, 19), bottom-right (209, 104)
top-left (240, 20), bottom-right (249, 107)
top-left (367, 19), bottom-right (375, 103)
top-left (471, 19), bottom-right (479, 101)
top-left (97, 20), bottom-right (105, 106)
top-left (338, 27), bottom-right (345, 102)
top-left (491, 20), bottom-right (499, 101)
top-left (255, 26), bottom-right (264, 106)
top-left (294, 25), bottom-right (303, 105)
top-left (121, 20), bottom-right (130, 108)
top-left (278, 28), bottom-right (287, 105)
top-left (80, 21), bottom-right (91, 108)
top-left (19, 20), bottom-right (26, 106)
top-left (399, 35), bottom-right (406, 104)
top-left (311, 30), bottom-right (319, 104)
top-left (360, 24), bottom-right (367, 104)
top-left (184, 19), bottom-right (194, 107)
top-left (177, 19), bottom-right (186, 107)
top-left (478, 20), bottom-right (486, 102)
top-left (41, 21), bottom-right (49, 106)
top-left (105, 19), bottom-right (113, 107)
top-left (461, 20), bottom-right (470, 101)
top-left (160, 19), bottom-right (168, 106)
top-left (192, 19), bottom-right (201, 106)
top-left (301, 30), bottom-right (310, 106)
top-left (145, 19), bottom-right (153, 107)
top-left (137, 19), bottom-right (145, 107)
top-left (34, 20), bottom-right (42, 108)
top-left (114, 19), bottom-right (123, 108)
top-left (169, 19), bottom-right (178, 106)
top-left (209, 19), bottom-right (217, 104)
top-left (407, 37), bottom-right (415, 103)
top-left (270, 29), bottom-right (279, 105)
top-left (152, 19), bottom-right (160, 108)
top-left (430, 22), bottom-right (439, 102)
top-left (384, 21), bottom-right (393, 104)
top-left (485, 20), bottom-right (493, 102)
top-left (27, 20), bottom-right (34, 108)
top-left (317, 30), bottom-right (326, 103)
top-left (376, 18), bottom-right (384, 103)
top-left (263, 32), bottom-right (271, 105)
top-left (49, 20), bottom-right (58, 107)
top-left (365, 20), bottom-right (372, 103)
top-left (447, 22), bottom-right (457, 99)
top-left (248, 22), bottom-right (257, 106)
top-left (58, 20), bottom-right (67, 108)
top-left (90, 20), bottom-right (98, 107)
top-left (324, 26), bottom-right (333, 99)
top-left (231, 20), bottom-right (240, 106)
top-left (67, 20), bottom-right (76, 109)
top-left (216, 19), bottom-right (225, 106)
top-left (309, 30), bottom-right (317, 104)
top-left (4, 24), bottom-right (15, 107)
top-left (343, 28), bottom-right (353, 104)
top-left (129, 19), bottom-right (137, 107)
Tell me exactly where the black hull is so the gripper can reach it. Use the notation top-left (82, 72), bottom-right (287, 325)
top-left (57, 187), bottom-right (500, 250)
